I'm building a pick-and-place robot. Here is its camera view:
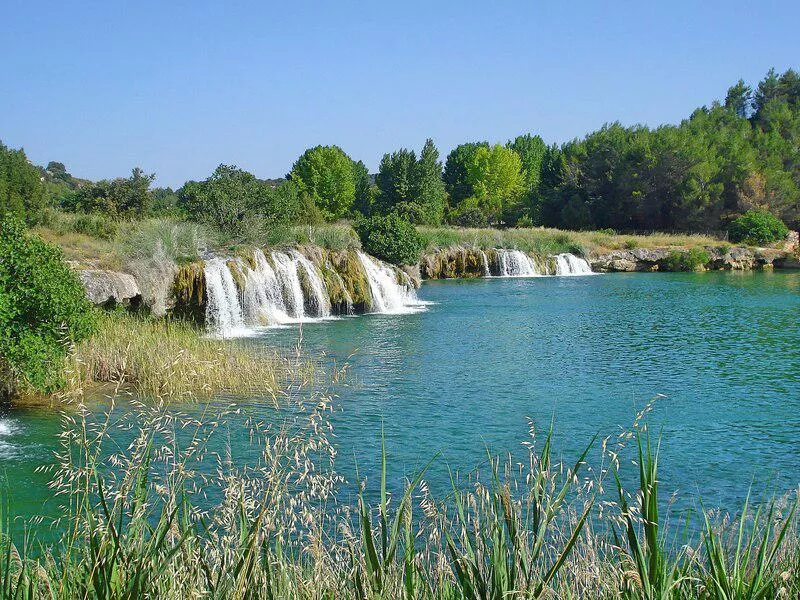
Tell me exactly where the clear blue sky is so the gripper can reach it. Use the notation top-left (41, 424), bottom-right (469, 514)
top-left (3, 0), bottom-right (798, 187)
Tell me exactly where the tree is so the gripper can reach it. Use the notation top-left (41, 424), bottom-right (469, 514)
top-left (412, 139), bottom-right (446, 225)
top-left (289, 145), bottom-right (356, 220)
top-left (180, 165), bottom-right (299, 237)
top-left (724, 79), bottom-right (752, 118)
top-left (375, 148), bottom-right (417, 214)
top-left (461, 144), bottom-right (526, 224)
top-left (507, 134), bottom-right (547, 223)
top-left (352, 160), bottom-right (376, 216)
top-left (0, 216), bottom-right (96, 395)
top-left (375, 140), bottom-right (446, 224)
top-left (0, 141), bottom-right (47, 225)
top-left (73, 168), bottom-right (155, 218)
top-left (443, 142), bottom-right (489, 205)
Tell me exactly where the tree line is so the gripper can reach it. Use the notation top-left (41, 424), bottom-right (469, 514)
top-left (2, 67), bottom-right (798, 236)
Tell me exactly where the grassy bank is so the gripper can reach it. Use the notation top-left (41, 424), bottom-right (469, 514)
top-left (2, 388), bottom-right (797, 598)
top-left (418, 226), bottom-right (726, 257)
top-left (56, 312), bottom-right (304, 402)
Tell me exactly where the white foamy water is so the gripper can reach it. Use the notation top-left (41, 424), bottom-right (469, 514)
top-left (0, 418), bottom-right (18, 459)
top-left (553, 253), bottom-right (594, 276)
top-left (357, 252), bottom-right (426, 314)
top-left (204, 249), bottom-right (427, 336)
top-left (204, 258), bottom-right (248, 337)
top-left (495, 249), bottom-right (543, 277)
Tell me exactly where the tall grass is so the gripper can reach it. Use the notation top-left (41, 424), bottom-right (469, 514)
top-left (2, 380), bottom-right (798, 598)
top-left (63, 312), bottom-right (303, 401)
top-left (418, 226), bottom-right (724, 256)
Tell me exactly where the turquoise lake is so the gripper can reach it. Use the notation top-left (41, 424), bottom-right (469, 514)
top-left (2, 270), bottom-right (799, 524)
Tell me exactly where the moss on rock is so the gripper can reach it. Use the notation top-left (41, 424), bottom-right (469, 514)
top-left (171, 261), bottom-right (206, 324)
top-left (328, 250), bottom-right (372, 312)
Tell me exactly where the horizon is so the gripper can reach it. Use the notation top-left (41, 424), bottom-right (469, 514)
top-left (3, 0), bottom-right (799, 188)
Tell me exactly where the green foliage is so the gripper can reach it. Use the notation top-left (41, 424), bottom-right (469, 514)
top-left (40, 208), bottom-right (119, 239)
top-left (290, 145), bottom-right (356, 220)
top-left (0, 141), bottom-right (47, 225)
top-left (663, 248), bottom-right (710, 271)
top-left (180, 165), bottom-right (301, 240)
top-left (443, 141), bottom-right (489, 205)
top-left (355, 213), bottom-right (423, 265)
top-left (375, 139), bottom-right (446, 225)
top-left (352, 159), bottom-right (376, 216)
top-left (69, 168), bottom-right (155, 218)
top-left (0, 216), bottom-right (95, 394)
top-left (728, 209), bottom-right (789, 245)
top-left (533, 68), bottom-right (800, 233)
top-left (460, 143), bottom-right (526, 224)
top-left (507, 134), bottom-right (547, 223)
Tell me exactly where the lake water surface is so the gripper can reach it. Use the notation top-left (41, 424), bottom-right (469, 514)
top-left (2, 270), bottom-right (799, 524)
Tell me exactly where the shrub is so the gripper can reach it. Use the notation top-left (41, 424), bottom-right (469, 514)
top-left (597, 227), bottom-right (617, 235)
top-left (728, 210), bottom-right (789, 245)
top-left (355, 213), bottom-right (423, 265)
top-left (0, 216), bottom-right (96, 395)
top-left (663, 248), bottom-right (710, 271)
top-left (624, 238), bottom-right (639, 249)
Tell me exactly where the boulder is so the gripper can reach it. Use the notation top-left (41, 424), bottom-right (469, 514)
top-left (78, 270), bottom-right (141, 307)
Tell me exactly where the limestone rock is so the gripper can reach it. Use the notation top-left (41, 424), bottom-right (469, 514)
top-left (79, 270), bottom-right (141, 307)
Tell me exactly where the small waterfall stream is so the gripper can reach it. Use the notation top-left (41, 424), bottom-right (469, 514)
top-left (496, 249), bottom-right (542, 277)
top-left (357, 252), bottom-right (422, 314)
top-left (205, 258), bottom-right (246, 335)
top-left (554, 253), bottom-right (593, 275)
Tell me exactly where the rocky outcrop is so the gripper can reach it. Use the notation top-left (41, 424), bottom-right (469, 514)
top-left (421, 246), bottom-right (494, 279)
top-left (78, 270), bottom-right (141, 307)
top-left (589, 246), bottom-right (792, 272)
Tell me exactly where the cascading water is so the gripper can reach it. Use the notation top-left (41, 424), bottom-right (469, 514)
top-left (357, 252), bottom-right (423, 314)
top-left (242, 250), bottom-right (293, 325)
top-left (480, 250), bottom-right (491, 276)
top-left (205, 258), bottom-right (246, 336)
top-left (554, 253), bottom-right (593, 276)
top-left (203, 248), bottom-right (427, 335)
top-left (289, 250), bottom-right (331, 318)
top-left (496, 249), bottom-right (541, 277)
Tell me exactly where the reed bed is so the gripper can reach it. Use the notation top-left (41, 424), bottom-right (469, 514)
top-left (418, 226), bottom-right (725, 257)
top-left (1, 375), bottom-right (798, 599)
top-left (64, 313), bottom-right (307, 401)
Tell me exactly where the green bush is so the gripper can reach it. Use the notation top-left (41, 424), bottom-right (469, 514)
top-left (663, 248), bottom-right (710, 271)
top-left (728, 210), bottom-right (789, 245)
top-left (0, 215), bottom-right (96, 395)
top-left (355, 213), bottom-right (423, 265)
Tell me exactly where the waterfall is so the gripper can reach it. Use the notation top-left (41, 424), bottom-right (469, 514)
top-left (480, 250), bottom-right (491, 276)
top-left (554, 253), bottom-right (593, 276)
top-left (289, 250), bottom-right (331, 318)
top-left (242, 250), bottom-right (293, 325)
top-left (496, 249), bottom-right (541, 277)
top-left (270, 252), bottom-right (307, 319)
top-left (357, 252), bottom-right (423, 314)
top-left (205, 258), bottom-right (246, 336)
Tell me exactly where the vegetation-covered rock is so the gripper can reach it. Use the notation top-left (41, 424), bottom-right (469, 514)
top-left (170, 261), bottom-right (206, 324)
top-left (328, 250), bottom-right (372, 312)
